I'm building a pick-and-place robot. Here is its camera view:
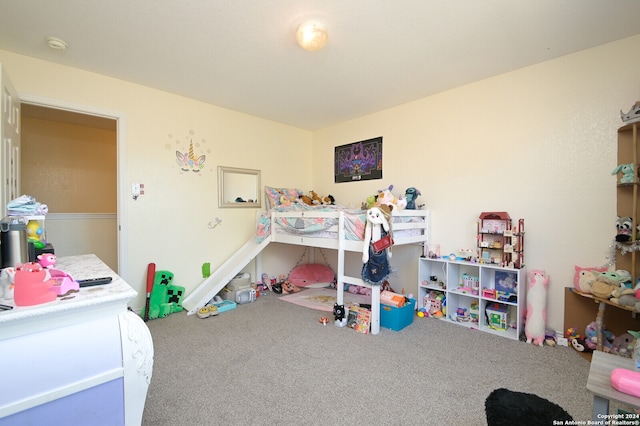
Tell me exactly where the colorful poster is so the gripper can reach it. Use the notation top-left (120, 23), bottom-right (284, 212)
top-left (334, 137), bottom-right (383, 183)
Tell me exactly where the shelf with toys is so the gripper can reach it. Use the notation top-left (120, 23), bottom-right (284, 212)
top-left (477, 212), bottom-right (525, 269)
top-left (613, 121), bottom-right (640, 285)
top-left (418, 256), bottom-right (526, 340)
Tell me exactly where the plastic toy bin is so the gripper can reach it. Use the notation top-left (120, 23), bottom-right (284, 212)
top-left (380, 298), bottom-right (416, 331)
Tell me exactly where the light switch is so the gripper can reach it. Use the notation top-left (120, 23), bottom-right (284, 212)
top-left (132, 183), bottom-right (144, 200)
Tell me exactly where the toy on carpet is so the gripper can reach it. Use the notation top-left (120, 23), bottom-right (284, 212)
top-left (333, 303), bottom-right (347, 327)
top-left (484, 387), bottom-right (573, 426)
top-left (565, 327), bottom-right (581, 340)
top-left (612, 163), bottom-right (636, 184)
top-left (584, 321), bottom-right (615, 352)
top-left (571, 336), bottom-right (593, 353)
top-left (280, 276), bottom-right (301, 294)
top-left (362, 204), bottom-right (393, 285)
top-left (142, 270), bottom-right (185, 319)
top-left (590, 271), bottom-right (628, 299)
top-left (404, 187), bottom-right (421, 210)
top-left (524, 270), bottom-right (548, 346)
top-left (196, 304), bottom-right (219, 319)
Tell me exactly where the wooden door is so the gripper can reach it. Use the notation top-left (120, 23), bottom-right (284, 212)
top-left (0, 64), bottom-right (20, 218)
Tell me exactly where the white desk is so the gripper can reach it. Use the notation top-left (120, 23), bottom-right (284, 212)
top-left (0, 254), bottom-right (153, 425)
top-left (587, 350), bottom-right (640, 421)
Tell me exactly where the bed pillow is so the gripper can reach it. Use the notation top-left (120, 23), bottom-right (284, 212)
top-left (265, 186), bottom-right (302, 210)
top-left (289, 264), bottom-right (335, 288)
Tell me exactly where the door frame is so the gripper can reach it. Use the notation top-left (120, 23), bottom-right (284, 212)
top-left (20, 94), bottom-right (128, 280)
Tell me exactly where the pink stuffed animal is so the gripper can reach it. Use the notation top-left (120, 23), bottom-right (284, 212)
top-left (37, 253), bottom-right (57, 269)
top-left (573, 265), bottom-right (606, 294)
top-left (525, 270), bottom-right (549, 346)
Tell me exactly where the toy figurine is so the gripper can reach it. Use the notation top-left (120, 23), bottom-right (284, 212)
top-left (612, 163), bottom-right (635, 184)
top-left (37, 253), bottom-right (57, 269)
top-left (404, 187), bottom-right (421, 210)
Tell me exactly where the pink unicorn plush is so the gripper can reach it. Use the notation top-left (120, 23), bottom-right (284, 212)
top-left (525, 270), bottom-right (549, 346)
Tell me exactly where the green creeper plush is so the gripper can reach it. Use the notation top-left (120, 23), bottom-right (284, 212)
top-left (144, 270), bottom-right (185, 319)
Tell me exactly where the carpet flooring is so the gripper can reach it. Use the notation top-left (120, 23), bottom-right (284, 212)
top-left (142, 291), bottom-right (618, 425)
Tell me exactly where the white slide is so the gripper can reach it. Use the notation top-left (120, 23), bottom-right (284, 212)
top-left (182, 237), bottom-right (270, 315)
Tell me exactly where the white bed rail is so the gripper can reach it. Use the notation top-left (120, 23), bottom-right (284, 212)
top-left (268, 208), bottom-right (429, 335)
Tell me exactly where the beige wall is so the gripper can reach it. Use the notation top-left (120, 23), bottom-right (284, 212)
top-left (0, 49), bottom-right (313, 311)
top-left (2, 34), bottom-right (639, 333)
top-left (312, 34), bottom-right (640, 332)
top-left (21, 116), bottom-right (117, 213)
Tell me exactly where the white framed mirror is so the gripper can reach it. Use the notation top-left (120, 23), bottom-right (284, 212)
top-left (218, 166), bottom-right (261, 208)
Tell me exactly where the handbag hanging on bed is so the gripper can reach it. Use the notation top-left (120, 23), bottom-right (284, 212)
top-left (372, 234), bottom-right (394, 252)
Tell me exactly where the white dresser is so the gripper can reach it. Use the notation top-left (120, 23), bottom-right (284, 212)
top-left (0, 254), bottom-right (153, 425)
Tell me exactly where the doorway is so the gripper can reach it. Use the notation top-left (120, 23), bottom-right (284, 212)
top-left (19, 97), bottom-right (127, 277)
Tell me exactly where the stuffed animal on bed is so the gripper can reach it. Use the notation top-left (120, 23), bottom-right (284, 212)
top-left (377, 185), bottom-right (397, 207)
top-left (525, 270), bottom-right (548, 346)
top-left (362, 194), bottom-right (377, 210)
top-left (404, 187), bottom-right (421, 210)
top-left (322, 195), bottom-right (335, 205)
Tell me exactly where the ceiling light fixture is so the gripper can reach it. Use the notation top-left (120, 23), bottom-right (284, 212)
top-left (46, 36), bottom-right (68, 51)
top-left (296, 20), bottom-right (328, 52)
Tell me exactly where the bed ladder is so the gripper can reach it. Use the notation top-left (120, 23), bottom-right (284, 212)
top-left (182, 237), bottom-right (271, 315)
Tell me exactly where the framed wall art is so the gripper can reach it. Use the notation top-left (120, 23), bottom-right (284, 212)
top-left (334, 136), bottom-right (383, 183)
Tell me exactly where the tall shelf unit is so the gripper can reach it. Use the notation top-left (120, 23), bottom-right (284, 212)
top-left (615, 122), bottom-right (640, 283)
top-left (418, 257), bottom-right (526, 340)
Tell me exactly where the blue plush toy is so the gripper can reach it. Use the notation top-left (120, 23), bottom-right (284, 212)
top-left (612, 163), bottom-right (635, 184)
top-left (405, 187), bottom-right (421, 210)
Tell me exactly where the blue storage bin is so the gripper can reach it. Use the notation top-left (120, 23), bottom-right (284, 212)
top-left (380, 298), bottom-right (415, 331)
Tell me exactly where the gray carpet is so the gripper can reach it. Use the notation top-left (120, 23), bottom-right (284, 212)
top-left (142, 291), bottom-right (598, 425)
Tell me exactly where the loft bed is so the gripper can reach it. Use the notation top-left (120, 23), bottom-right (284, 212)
top-left (257, 202), bottom-right (429, 334)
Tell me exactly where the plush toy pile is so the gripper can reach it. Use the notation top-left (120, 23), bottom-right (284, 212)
top-left (573, 265), bottom-right (640, 312)
top-left (299, 190), bottom-right (335, 206)
top-left (361, 185), bottom-right (423, 211)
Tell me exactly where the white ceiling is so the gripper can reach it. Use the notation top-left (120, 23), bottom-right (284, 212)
top-left (1, 1), bottom-right (639, 130)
